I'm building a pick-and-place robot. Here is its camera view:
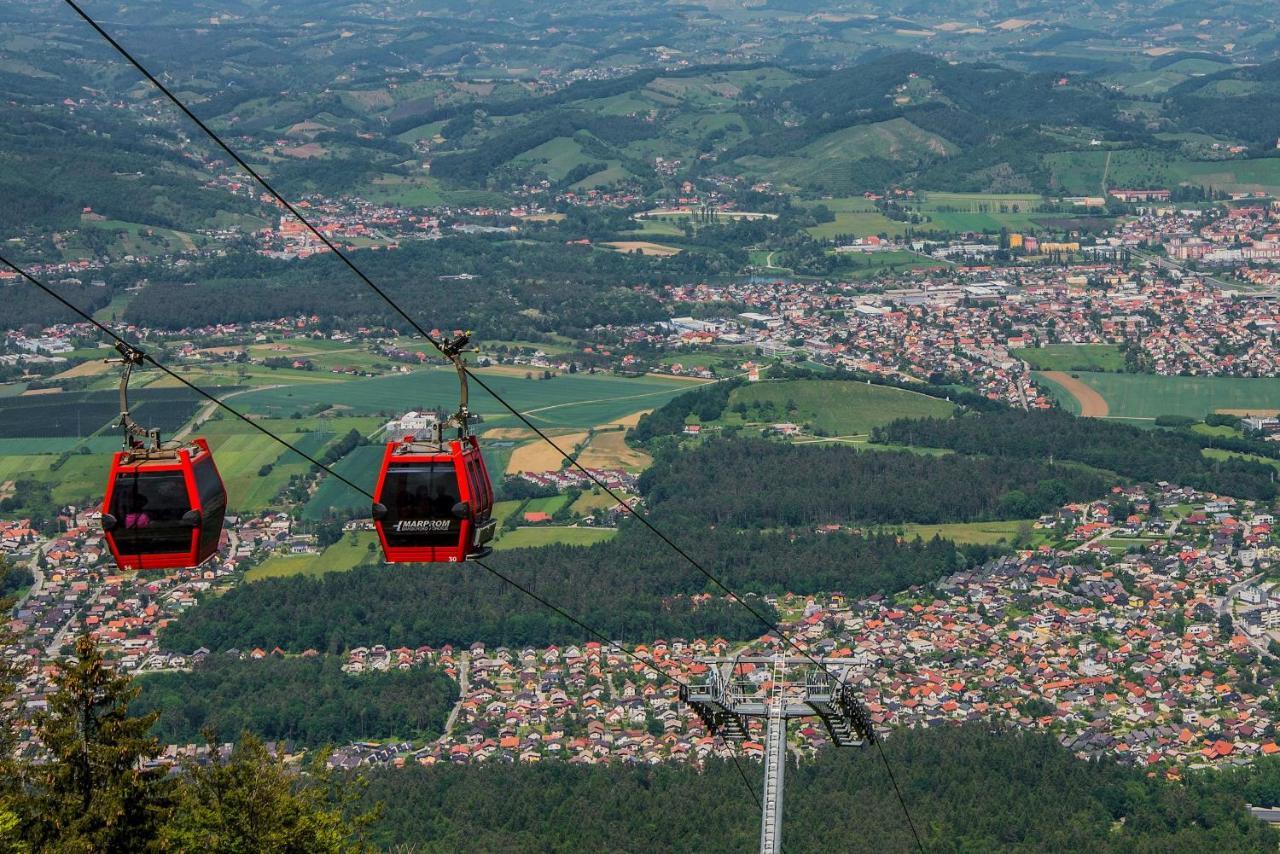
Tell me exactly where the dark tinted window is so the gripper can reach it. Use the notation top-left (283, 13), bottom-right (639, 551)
top-left (108, 470), bottom-right (194, 555)
top-left (192, 456), bottom-right (227, 561)
top-left (192, 456), bottom-right (225, 511)
top-left (381, 462), bottom-right (462, 547)
top-left (470, 456), bottom-right (492, 517)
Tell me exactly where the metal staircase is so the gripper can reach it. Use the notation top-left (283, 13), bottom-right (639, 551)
top-left (759, 658), bottom-right (788, 854)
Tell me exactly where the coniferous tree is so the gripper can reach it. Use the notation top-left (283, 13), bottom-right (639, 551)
top-left (0, 571), bottom-right (26, 854)
top-left (22, 635), bottom-right (169, 852)
top-left (161, 732), bottom-right (376, 853)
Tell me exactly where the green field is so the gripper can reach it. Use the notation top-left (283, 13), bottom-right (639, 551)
top-left (804, 197), bottom-right (907, 239)
top-left (1037, 371), bottom-right (1280, 420)
top-left (492, 526), bottom-right (616, 550)
top-left (739, 118), bottom-right (956, 196)
top-left (302, 445), bottom-right (385, 520)
top-left (492, 499), bottom-right (524, 530)
top-left (245, 532), bottom-right (380, 581)
top-left (804, 192), bottom-right (1078, 239)
top-left (232, 368), bottom-right (701, 428)
top-left (1047, 150), bottom-right (1280, 196)
top-left (894, 519), bottom-right (1043, 546)
top-left (834, 249), bottom-right (940, 279)
top-left (1203, 447), bottom-right (1280, 473)
top-left (521, 494), bottom-right (570, 516)
top-left (721, 380), bottom-right (956, 435)
top-left (1014, 345), bottom-right (1127, 373)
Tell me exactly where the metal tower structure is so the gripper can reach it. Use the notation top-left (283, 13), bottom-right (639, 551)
top-left (680, 655), bottom-right (877, 854)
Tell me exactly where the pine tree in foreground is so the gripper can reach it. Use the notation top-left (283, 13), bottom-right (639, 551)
top-left (21, 635), bottom-right (168, 853)
top-left (161, 732), bottom-right (376, 853)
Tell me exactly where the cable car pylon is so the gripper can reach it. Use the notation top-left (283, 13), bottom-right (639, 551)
top-left (681, 653), bottom-right (877, 854)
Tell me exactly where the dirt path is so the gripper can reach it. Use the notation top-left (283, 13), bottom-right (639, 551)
top-left (173, 384), bottom-right (286, 440)
top-left (1042, 371), bottom-right (1108, 417)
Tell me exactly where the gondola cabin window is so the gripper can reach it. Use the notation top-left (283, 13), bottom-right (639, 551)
top-left (381, 462), bottom-right (463, 548)
top-left (107, 469), bottom-right (195, 555)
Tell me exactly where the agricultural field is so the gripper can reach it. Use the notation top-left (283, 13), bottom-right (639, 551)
top-left (232, 367), bottom-right (703, 429)
top-left (892, 519), bottom-right (1044, 546)
top-left (718, 380), bottom-right (956, 436)
top-left (804, 197), bottom-right (907, 240)
top-left (1046, 150), bottom-right (1280, 196)
top-left (0, 387), bottom-right (210, 439)
top-left (302, 444), bottom-right (384, 520)
top-left (1014, 344), bottom-right (1127, 373)
top-left (804, 192), bottom-right (1086, 240)
top-left (833, 249), bottom-right (942, 279)
top-left (520, 495), bottom-right (571, 516)
top-left (1036, 371), bottom-right (1280, 420)
top-left (492, 526), bottom-right (616, 550)
top-left (244, 532), bottom-right (381, 581)
top-left (658, 345), bottom-right (756, 370)
top-left (600, 241), bottom-right (682, 257)
top-left (491, 499), bottom-right (524, 529)
top-left (913, 192), bottom-right (1048, 233)
top-left (206, 428), bottom-right (340, 515)
top-left (576, 428), bottom-right (652, 472)
top-left (623, 218), bottom-right (685, 238)
top-left (506, 431), bottom-right (587, 474)
top-left (569, 489), bottom-right (626, 516)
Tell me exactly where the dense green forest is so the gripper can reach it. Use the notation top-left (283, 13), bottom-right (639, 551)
top-left (640, 437), bottom-right (1108, 526)
top-left (0, 562), bottom-right (33, 597)
top-left (157, 527), bottom-right (979, 653)
top-left (115, 241), bottom-right (670, 336)
top-left (160, 436), bottom-right (1016, 654)
top-left (157, 555), bottom-right (772, 653)
top-left (874, 409), bottom-right (1279, 500)
top-left (358, 725), bottom-right (1277, 852)
top-left (132, 655), bottom-right (457, 746)
top-left (628, 378), bottom-right (743, 442)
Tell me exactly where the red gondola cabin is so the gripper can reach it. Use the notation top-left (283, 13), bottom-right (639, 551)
top-left (372, 434), bottom-right (496, 563)
top-left (100, 437), bottom-right (227, 570)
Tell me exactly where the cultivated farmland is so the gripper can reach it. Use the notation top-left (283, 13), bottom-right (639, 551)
top-left (1036, 371), bottom-right (1280, 420)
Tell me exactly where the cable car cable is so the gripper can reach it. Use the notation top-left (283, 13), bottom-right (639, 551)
top-left (471, 559), bottom-right (676, 687)
top-left (0, 253), bottom-right (371, 501)
top-left (5, 250), bottom-right (768, 814)
top-left (58, 0), bottom-right (822, 675)
top-left (54, 7), bottom-right (926, 844)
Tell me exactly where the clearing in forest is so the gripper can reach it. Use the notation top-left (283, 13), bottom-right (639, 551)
top-left (601, 241), bottom-right (682, 257)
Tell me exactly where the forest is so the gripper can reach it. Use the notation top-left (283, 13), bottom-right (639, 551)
top-left (874, 409), bottom-right (1279, 500)
top-left (157, 555), bottom-right (772, 654)
top-left (158, 526), bottom-right (980, 654)
top-left (131, 655), bottom-right (457, 746)
top-left (109, 240), bottom-right (672, 336)
top-left (160, 438), bottom-right (1013, 654)
top-left (640, 437), bottom-right (1109, 527)
top-left (19, 633), bottom-right (1280, 852)
top-left (627, 378), bottom-right (743, 442)
top-left (357, 724), bottom-right (1277, 852)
